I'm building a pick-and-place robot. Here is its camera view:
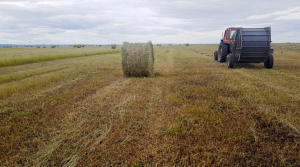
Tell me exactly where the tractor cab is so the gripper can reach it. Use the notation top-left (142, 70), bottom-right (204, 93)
top-left (222, 27), bottom-right (237, 44)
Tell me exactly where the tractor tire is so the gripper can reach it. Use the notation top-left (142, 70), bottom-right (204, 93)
top-left (214, 51), bottom-right (218, 61)
top-left (227, 54), bottom-right (235, 68)
top-left (264, 54), bottom-right (274, 69)
top-left (218, 42), bottom-right (228, 62)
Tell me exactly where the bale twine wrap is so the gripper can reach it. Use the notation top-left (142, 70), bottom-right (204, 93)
top-left (121, 41), bottom-right (155, 77)
top-left (111, 44), bottom-right (117, 49)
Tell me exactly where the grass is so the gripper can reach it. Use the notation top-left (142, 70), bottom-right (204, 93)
top-left (0, 44), bottom-right (300, 166)
top-left (0, 50), bottom-right (120, 67)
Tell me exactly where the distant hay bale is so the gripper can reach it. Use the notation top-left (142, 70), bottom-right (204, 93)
top-left (121, 41), bottom-right (155, 77)
top-left (185, 43), bottom-right (189, 46)
top-left (37, 46), bottom-right (40, 48)
top-left (51, 45), bottom-right (56, 48)
top-left (111, 44), bottom-right (117, 49)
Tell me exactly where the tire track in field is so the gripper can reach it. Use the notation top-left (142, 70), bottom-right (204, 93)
top-left (154, 46), bottom-right (174, 75)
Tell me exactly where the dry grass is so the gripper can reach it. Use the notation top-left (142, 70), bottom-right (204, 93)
top-left (0, 44), bottom-right (299, 166)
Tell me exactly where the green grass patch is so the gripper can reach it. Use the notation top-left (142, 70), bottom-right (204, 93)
top-left (0, 67), bottom-right (67, 84)
top-left (0, 50), bottom-right (120, 67)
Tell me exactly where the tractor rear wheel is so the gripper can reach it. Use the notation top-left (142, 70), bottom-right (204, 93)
top-left (214, 51), bottom-right (218, 61)
top-left (218, 42), bottom-right (227, 62)
top-left (227, 54), bottom-right (234, 68)
top-left (264, 54), bottom-right (274, 69)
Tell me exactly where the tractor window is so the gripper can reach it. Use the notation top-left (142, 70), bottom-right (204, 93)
top-left (230, 29), bottom-right (237, 39)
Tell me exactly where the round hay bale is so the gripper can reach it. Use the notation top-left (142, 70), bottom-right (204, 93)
top-left (185, 43), bottom-right (189, 46)
top-left (121, 41), bottom-right (155, 77)
top-left (111, 44), bottom-right (117, 49)
top-left (51, 45), bottom-right (56, 48)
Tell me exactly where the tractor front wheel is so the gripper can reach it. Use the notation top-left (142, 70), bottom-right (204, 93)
top-left (227, 54), bottom-right (235, 68)
top-left (264, 54), bottom-right (274, 69)
top-left (218, 42), bottom-right (228, 62)
top-left (214, 51), bottom-right (218, 61)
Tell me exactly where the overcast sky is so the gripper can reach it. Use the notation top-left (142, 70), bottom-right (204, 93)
top-left (0, 0), bottom-right (299, 44)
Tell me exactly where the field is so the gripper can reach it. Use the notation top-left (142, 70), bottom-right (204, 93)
top-left (0, 44), bottom-right (300, 166)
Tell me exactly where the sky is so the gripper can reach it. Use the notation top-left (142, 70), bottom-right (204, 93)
top-left (0, 0), bottom-right (299, 44)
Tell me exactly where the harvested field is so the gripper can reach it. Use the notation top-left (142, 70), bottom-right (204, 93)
top-left (0, 44), bottom-right (299, 166)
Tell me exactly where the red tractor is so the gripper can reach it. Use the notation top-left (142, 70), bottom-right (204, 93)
top-left (214, 27), bottom-right (274, 68)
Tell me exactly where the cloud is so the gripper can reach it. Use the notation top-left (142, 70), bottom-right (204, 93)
top-left (0, 0), bottom-right (300, 44)
top-left (276, 12), bottom-right (300, 20)
top-left (247, 7), bottom-right (299, 20)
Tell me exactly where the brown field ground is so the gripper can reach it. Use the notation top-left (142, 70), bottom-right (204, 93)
top-left (0, 44), bottom-right (299, 166)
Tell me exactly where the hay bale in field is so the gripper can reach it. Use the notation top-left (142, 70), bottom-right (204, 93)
top-left (37, 46), bottom-right (40, 48)
top-left (111, 44), bottom-right (117, 49)
top-left (121, 41), bottom-right (155, 77)
top-left (185, 43), bottom-right (189, 46)
top-left (51, 45), bottom-right (56, 48)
